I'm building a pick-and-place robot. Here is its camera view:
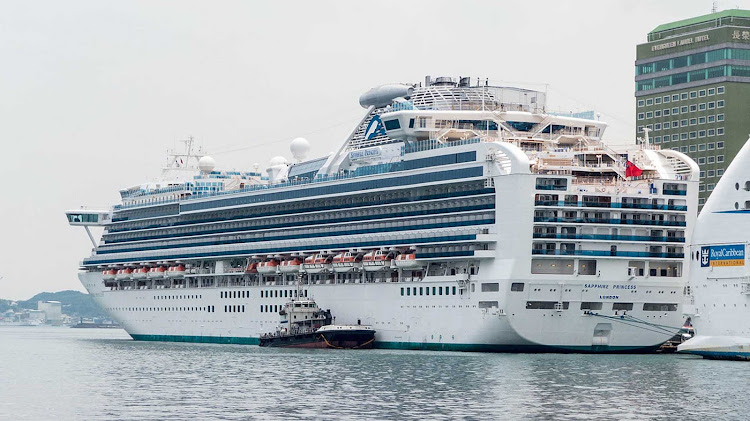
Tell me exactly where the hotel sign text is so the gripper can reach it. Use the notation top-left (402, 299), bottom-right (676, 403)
top-left (651, 35), bottom-right (710, 51)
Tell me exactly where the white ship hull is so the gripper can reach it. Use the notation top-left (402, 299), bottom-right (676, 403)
top-left (81, 271), bottom-right (683, 352)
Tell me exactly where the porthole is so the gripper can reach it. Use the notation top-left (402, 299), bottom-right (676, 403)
top-left (736, 202), bottom-right (740, 210)
top-left (736, 182), bottom-right (740, 190)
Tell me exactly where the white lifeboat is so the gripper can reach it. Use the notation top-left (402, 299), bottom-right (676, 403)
top-left (394, 253), bottom-right (424, 269)
top-left (102, 268), bottom-right (117, 281)
top-left (132, 266), bottom-right (149, 279)
top-left (302, 254), bottom-right (332, 273)
top-left (279, 257), bottom-right (302, 273)
top-left (332, 251), bottom-right (362, 273)
top-left (115, 268), bottom-right (133, 280)
top-left (363, 250), bottom-right (394, 272)
top-left (258, 259), bottom-right (280, 274)
top-left (166, 264), bottom-right (186, 278)
top-left (148, 266), bottom-right (167, 279)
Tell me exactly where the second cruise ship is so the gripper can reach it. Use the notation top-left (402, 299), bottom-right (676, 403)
top-left (67, 76), bottom-right (699, 352)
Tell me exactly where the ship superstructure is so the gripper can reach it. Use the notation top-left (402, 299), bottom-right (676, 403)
top-left (67, 76), bottom-right (699, 352)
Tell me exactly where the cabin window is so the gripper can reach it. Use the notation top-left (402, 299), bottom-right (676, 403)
top-left (612, 303), bottom-right (634, 311)
top-left (482, 283), bottom-right (500, 292)
top-left (432, 287), bottom-right (436, 295)
top-left (400, 288), bottom-right (404, 296)
top-left (419, 287), bottom-right (423, 296)
top-left (452, 286), bottom-right (457, 295)
top-left (511, 283), bottom-right (524, 292)
top-left (478, 301), bottom-right (498, 308)
top-left (643, 303), bottom-right (678, 311)
top-left (407, 288), bottom-right (411, 296)
top-left (412, 287), bottom-right (417, 296)
top-left (580, 302), bottom-right (603, 310)
top-left (526, 301), bottom-right (569, 310)
top-left (259, 305), bottom-right (263, 313)
top-left (439, 287), bottom-right (443, 295)
top-left (224, 305), bottom-right (227, 312)
top-left (384, 119), bottom-right (401, 130)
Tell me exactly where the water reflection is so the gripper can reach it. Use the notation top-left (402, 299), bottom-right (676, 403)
top-left (2, 328), bottom-right (750, 421)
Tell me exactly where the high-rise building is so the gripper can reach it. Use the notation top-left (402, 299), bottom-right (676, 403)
top-left (635, 10), bottom-right (750, 207)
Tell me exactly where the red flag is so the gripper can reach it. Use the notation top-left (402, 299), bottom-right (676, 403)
top-left (625, 160), bottom-right (642, 177)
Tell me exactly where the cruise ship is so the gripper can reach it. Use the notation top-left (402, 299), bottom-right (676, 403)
top-left (67, 76), bottom-right (699, 352)
top-left (678, 138), bottom-right (750, 360)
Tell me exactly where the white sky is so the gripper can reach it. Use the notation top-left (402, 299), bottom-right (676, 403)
top-left (1, 0), bottom-right (746, 300)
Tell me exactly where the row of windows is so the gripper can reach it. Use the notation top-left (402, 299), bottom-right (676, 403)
top-left (638, 103), bottom-right (724, 120)
top-left (221, 291), bottom-right (249, 299)
top-left (261, 305), bottom-right (280, 313)
top-left (645, 127), bottom-right (725, 141)
top-left (154, 294), bottom-right (202, 300)
top-left (181, 166), bottom-right (484, 213)
top-left (400, 285), bottom-right (458, 296)
top-left (636, 47), bottom-right (750, 75)
top-left (225, 305), bottom-right (245, 313)
top-left (652, 137), bottom-right (725, 151)
top-left (636, 65), bottom-right (750, 92)
top-left (98, 211), bottom-right (494, 255)
top-left (106, 183), bottom-right (492, 240)
top-left (637, 87), bottom-right (724, 107)
top-left (699, 169), bottom-right (726, 179)
top-left (526, 301), bottom-right (677, 311)
top-left (641, 122), bottom-right (724, 136)
top-left (84, 232), bottom-right (478, 266)
top-left (261, 289), bottom-right (307, 298)
top-left (110, 305), bottom-right (214, 312)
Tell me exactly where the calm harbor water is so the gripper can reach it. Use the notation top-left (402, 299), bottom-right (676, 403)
top-left (1, 327), bottom-right (749, 420)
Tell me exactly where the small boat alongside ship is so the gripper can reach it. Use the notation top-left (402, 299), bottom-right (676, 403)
top-left (258, 297), bottom-right (375, 349)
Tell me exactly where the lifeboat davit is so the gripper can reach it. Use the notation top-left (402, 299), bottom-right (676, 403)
top-left (395, 253), bottom-right (424, 269)
top-left (363, 250), bottom-right (394, 272)
top-left (132, 267), bottom-right (149, 279)
top-left (148, 266), bottom-right (167, 279)
top-left (279, 257), bottom-right (302, 273)
top-left (332, 251), bottom-right (362, 273)
top-left (102, 268), bottom-right (117, 280)
top-left (302, 254), bottom-right (332, 273)
top-left (115, 268), bottom-right (133, 280)
top-left (258, 259), bottom-right (280, 274)
top-left (166, 264), bottom-right (186, 278)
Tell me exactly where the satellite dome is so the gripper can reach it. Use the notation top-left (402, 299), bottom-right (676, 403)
top-left (198, 156), bottom-right (215, 173)
top-left (290, 137), bottom-right (310, 161)
top-left (270, 156), bottom-right (288, 166)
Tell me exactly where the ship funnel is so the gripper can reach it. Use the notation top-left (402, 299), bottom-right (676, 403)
top-left (359, 84), bottom-right (414, 108)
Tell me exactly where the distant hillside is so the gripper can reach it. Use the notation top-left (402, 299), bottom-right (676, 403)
top-left (9, 290), bottom-right (107, 319)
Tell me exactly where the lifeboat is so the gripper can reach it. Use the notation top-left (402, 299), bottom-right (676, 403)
top-left (394, 253), bottom-right (424, 269)
top-left (166, 264), bottom-right (186, 278)
top-left (302, 254), bottom-right (332, 273)
top-left (132, 266), bottom-right (149, 279)
top-left (102, 268), bottom-right (117, 280)
top-left (148, 266), bottom-right (167, 279)
top-left (245, 262), bottom-right (258, 274)
top-left (115, 268), bottom-right (133, 280)
top-left (332, 251), bottom-right (362, 273)
top-left (257, 259), bottom-right (280, 274)
top-left (279, 257), bottom-right (302, 273)
top-left (363, 250), bottom-right (394, 272)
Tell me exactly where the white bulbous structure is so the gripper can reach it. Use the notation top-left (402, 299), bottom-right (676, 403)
top-left (290, 137), bottom-right (310, 162)
top-left (198, 156), bottom-right (216, 173)
top-left (270, 156), bottom-right (288, 166)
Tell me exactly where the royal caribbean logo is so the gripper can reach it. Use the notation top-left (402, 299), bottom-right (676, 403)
top-left (700, 244), bottom-right (745, 267)
top-left (364, 115), bottom-right (386, 140)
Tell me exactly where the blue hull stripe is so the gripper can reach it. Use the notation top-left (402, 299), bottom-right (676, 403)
top-left (129, 334), bottom-right (661, 353)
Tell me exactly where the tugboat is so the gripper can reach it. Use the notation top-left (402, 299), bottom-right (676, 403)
top-left (258, 298), bottom-right (376, 349)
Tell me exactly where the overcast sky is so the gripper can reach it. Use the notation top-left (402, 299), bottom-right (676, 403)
top-left (1, 0), bottom-right (746, 300)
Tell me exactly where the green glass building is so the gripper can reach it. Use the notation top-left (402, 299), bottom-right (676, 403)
top-left (635, 10), bottom-right (750, 207)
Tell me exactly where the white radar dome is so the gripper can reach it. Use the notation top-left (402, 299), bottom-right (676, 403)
top-left (198, 156), bottom-right (216, 173)
top-left (290, 137), bottom-right (310, 161)
top-left (270, 156), bottom-right (288, 166)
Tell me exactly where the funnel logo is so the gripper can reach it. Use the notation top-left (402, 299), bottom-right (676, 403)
top-left (700, 247), bottom-right (710, 267)
top-left (701, 244), bottom-right (745, 267)
top-left (364, 115), bottom-right (386, 140)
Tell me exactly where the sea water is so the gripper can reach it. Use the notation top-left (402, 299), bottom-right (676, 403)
top-left (1, 327), bottom-right (748, 420)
